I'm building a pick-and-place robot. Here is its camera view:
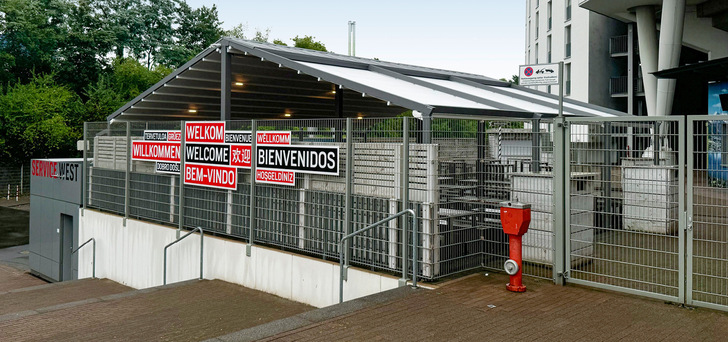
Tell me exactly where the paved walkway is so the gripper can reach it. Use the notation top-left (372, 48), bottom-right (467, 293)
top-left (1, 279), bottom-right (313, 342)
top-left (229, 273), bottom-right (728, 342)
top-left (0, 264), bottom-right (45, 292)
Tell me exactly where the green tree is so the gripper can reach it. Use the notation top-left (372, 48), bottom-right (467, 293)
top-left (0, 0), bottom-right (69, 86)
top-left (291, 35), bottom-right (327, 52)
top-left (57, 0), bottom-right (116, 95)
top-left (160, 2), bottom-right (223, 68)
top-left (499, 74), bottom-right (519, 85)
top-left (0, 74), bottom-right (81, 163)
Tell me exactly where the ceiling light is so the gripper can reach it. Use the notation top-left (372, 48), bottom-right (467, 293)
top-left (357, 116), bottom-right (363, 120)
top-left (284, 113), bottom-right (292, 117)
top-left (188, 109), bottom-right (197, 113)
top-left (331, 90), bottom-right (336, 94)
top-left (234, 82), bottom-right (244, 86)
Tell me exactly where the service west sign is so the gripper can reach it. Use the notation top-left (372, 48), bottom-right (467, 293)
top-left (132, 122), bottom-right (338, 190)
top-left (519, 63), bottom-right (560, 86)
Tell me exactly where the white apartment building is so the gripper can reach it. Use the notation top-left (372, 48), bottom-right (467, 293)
top-left (525, 0), bottom-right (633, 113)
top-left (527, 0), bottom-right (728, 116)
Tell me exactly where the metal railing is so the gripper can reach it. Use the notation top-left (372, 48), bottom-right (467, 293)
top-left (610, 76), bottom-right (628, 95)
top-left (339, 209), bottom-right (418, 303)
top-left (72, 238), bottom-right (96, 279)
top-left (163, 227), bottom-right (204, 285)
top-left (610, 35), bottom-right (628, 55)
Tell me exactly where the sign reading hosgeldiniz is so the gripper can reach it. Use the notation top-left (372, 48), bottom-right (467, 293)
top-left (131, 121), bottom-right (339, 190)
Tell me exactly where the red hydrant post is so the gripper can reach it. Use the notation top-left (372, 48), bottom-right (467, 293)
top-left (500, 201), bottom-right (531, 292)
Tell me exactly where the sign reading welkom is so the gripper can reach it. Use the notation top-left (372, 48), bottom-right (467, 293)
top-left (132, 122), bottom-right (338, 190)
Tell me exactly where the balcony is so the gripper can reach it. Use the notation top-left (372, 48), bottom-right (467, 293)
top-left (610, 36), bottom-right (628, 56)
top-left (609, 77), bottom-right (646, 97)
top-left (610, 76), bottom-right (628, 96)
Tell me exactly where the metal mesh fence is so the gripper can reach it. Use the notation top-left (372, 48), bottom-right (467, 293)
top-left (81, 115), bottom-right (728, 310)
top-left (83, 117), bottom-right (554, 281)
top-left (566, 117), bottom-right (682, 299)
top-left (689, 117), bottom-right (728, 307)
top-left (0, 166), bottom-right (30, 197)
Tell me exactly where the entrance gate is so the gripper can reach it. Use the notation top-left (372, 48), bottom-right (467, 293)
top-left (562, 115), bottom-right (728, 311)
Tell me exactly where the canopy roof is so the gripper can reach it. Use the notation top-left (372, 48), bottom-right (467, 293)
top-left (108, 37), bottom-right (627, 122)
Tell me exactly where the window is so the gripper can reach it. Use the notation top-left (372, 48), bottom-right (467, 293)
top-left (527, 49), bottom-right (531, 64)
top-left (565, 25), bottom-right (571, 58)
top-left (536, 0), bottom-right (539, 8)
top-left (535, 43), bottom-right (539, 64)
top-left (547, 1), bottom-right (552, 31)
top-left (528, 20), bottom-right (531, 43)
top-left (547, 35), bottom-right (552, 63)
top-left (535, 12), bottom-right (539, 39)
top-left (565, 63), bottom-right (571, 95)
top-left (565, 0), bottom-right (572, 21)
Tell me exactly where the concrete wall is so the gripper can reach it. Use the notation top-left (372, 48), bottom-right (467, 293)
top-left (78, 209), bottom-right (400, 308)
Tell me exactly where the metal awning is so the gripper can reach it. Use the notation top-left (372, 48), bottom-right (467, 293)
top-left (108, 37), bottom-right (628, 122)
top-left (653, 56), bottom-right (728, 81)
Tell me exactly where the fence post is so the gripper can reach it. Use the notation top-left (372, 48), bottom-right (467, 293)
top-left (178, 120), bottom-right (186, 239)
top-left (82, 122), bottom-right (88, 215)
top-left (20, 164), bottom-right (23, 195)
top-left (552, 117), bottom-right (567, 285)
top-left (124, 122), bottom-right (131, 226)
top-left (247, 120), bottom-right (257, 256)
top-left (532, 118), bottom-right (541, 172)
top-left (343, 118), bottom-right (353, 273)
top-left (400, 117), bottom-right (410, 285)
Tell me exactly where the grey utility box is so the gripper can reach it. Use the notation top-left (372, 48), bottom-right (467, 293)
top-left (29, 158), bottom-right (84, 282)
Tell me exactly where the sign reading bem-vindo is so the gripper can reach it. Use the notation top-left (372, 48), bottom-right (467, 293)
top-left (132, 122), bottom-right (338, 190)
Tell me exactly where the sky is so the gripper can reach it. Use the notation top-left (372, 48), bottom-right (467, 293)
top-left (185, 0), bottom-right (526, 80)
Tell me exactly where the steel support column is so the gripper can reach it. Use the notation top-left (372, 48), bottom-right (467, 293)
top-left (220, 44), bottom-right (231, 121)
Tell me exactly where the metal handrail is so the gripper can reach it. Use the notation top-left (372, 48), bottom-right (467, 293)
top-left (163, 227), bottom-right (204, 285)
top-left (339, 209), bottom-right (418, 303)
top-left (72, 238), bottom-right (96, 279)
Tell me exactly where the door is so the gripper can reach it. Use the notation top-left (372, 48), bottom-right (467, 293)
top-left (60, 214), bottom-right (74, 281)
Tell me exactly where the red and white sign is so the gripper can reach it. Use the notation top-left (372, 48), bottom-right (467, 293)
top-left (257, 131), bottom-right (292, 145)
top-left (230, 145), bottom-right (252, 168)
top-left (185, 121), bottom-right (225, 143)
top-left (184, 163), bottom-right (237, 190)
top-left (132, 141), bottom-right (180, 162)
top-left (256, 169), bottom-right (295, 186)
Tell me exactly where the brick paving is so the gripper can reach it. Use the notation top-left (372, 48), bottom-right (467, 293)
top-left (261, 273), bottom-right (728, 341)
top-left (0, 279), bottom-right (312, 342)
top-left (0, 264), bottom-right (45, 292)
top-left (0, 278), bottom-right (131, 315)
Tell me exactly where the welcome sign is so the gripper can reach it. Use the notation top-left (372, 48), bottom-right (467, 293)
top-left (131, 122), bottom-right (339, 190)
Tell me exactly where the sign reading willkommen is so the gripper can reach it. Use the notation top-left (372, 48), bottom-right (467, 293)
top-left (519, 63), bottom-right (560, 86)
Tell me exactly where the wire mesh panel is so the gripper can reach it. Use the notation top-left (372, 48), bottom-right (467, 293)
top-left (689, 117), bottom-right (728, 308)
top-left (566, 117), bottom-right (682, 300)
top-left (86, 122), bottom-right (129, 214)
top-left (430, 118), bottom-right (554, 280)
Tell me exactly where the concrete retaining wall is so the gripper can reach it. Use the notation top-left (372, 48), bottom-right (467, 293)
top-left (78, 209), bottom-right (400, 308)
